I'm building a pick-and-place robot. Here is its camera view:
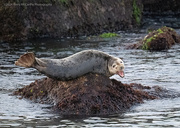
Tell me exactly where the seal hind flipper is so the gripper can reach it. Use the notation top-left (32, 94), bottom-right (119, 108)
top-left (15, 52), bottom-right (35, 68)
top-left (35, 58), bottom-right (47, 67)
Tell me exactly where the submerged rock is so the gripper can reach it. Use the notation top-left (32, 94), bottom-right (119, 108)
top-left (127, 26), bottom-right (180, 51)
top-left (13, 73), bottom-right (168, 116)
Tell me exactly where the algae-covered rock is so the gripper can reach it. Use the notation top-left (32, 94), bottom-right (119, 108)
top-left (14, 73), bottom-right (159, 115)
top-left (127, 26), bottom-right (180, 51)
top-left (142, 27), bottom-right (180, 50)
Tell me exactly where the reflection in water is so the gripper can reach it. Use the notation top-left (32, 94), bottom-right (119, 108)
top-left (0, 17), bottom-right (180, 127)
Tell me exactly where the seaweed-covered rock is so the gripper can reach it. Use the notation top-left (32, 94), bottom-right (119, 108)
top-left (13, 73), bottom-right (161, 115)
top-left (127, 26), bottom-right (180, 51)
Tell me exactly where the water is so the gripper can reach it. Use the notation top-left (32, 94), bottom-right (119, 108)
top-left (0, 16), bottom-right (180, 127)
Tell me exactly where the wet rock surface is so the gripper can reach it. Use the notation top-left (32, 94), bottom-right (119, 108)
top-left (127, 26), bottom-right (180, 51)
top-left (13, 73), bottom-right (178, 116)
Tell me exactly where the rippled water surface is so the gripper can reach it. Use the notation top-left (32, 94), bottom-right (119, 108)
top-left (0, 16), bottom-right (180, 127)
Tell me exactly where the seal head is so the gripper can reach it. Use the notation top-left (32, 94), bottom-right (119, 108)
top-left (108, 57), bottom-right (125, 78)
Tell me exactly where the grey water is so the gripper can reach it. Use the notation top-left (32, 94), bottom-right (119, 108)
top-left (0, 16), bottom-right (180, 127)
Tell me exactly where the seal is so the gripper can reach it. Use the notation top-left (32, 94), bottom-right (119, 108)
top-left (15, 50), bottom-right (124, 80)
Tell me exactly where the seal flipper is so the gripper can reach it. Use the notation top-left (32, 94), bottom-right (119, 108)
top-left (15, 52), bottom-right (36, 68)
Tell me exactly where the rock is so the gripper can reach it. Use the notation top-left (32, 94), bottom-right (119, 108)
top-left (143, 0), bottom-right (180, 15)
top-left (127, 26), bottom-right (180, 51)
top-left (0, 0), bottom-right (143, 42)
top-left (14, 73), bottom-right (160, 116)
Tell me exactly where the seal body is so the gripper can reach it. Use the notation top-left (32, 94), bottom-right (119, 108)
top-left (15, 50), bottom-right (124, 80)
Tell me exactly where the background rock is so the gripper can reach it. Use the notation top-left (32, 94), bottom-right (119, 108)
top-left (0, 0), bottom-right (142, 42)
top-left (127, 27), bottom-right (180, 51)
top-left (143, 0), bottom-right (180, 15)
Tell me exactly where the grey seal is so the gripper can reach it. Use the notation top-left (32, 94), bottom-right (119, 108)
top-left (15, 50), bottom-right (125, 80)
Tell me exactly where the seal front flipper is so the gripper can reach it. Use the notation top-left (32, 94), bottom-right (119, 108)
top-left (15, 52), bottom-right (36, 68)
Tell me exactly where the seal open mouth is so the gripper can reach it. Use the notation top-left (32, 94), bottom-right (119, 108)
top-left (117, 71), bottom-right (124, 78)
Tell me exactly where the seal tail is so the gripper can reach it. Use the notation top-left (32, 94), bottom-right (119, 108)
top-left (15, 52), bottom-right (35, 68)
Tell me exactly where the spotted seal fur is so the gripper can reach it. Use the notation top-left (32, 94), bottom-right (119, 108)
top-left (15, 50), bottom-right (124, 80)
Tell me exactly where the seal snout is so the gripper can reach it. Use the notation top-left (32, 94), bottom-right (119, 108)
top-left (116, 60), bottom-right (125, 78)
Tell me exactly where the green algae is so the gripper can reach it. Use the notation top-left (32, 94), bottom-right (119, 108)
top-left (59, 0), bottom-right (68, 5)
top-left (99, 32), bottom-right (118, 38)
top-left (157, 28), bottom-right (164, 34)
top-left (142, 36), bottom-right (155, 50)
top-left (133, 0), bottom-right (141, 25)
